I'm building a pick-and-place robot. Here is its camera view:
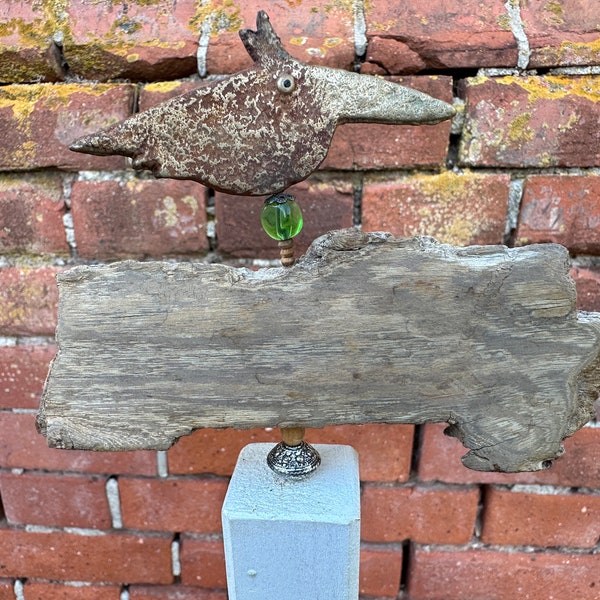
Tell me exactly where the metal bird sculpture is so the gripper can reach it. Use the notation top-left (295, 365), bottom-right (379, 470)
top-left (70, 10), bottom-right (455, 196)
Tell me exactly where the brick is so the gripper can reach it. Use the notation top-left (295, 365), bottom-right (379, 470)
top-left (71, 179), bottom-right (208, 260)
top-left (363, 1), bottom-right (517, 72)
top-left (359, 547), bottom-right (402, 598)
top-left (321, 76), bottom-right (453, 170)
top-left (0, 266), bottom-right (60, 336)
top-left (0, 173), bottom-right (68, 254)
top-left (482, 486), bottom-right (600, 548)
top-left (521, 1), bottom-right (600, 68)
top-left (0, 412), bottom-right (156, 475)
top-left (0, 1), bottom-right (63, 83)
top-left (418, 423), bottom-right (524, 485)
top-left (0, 344), bottom-right (56, 409)
top-left (361, 484), bottom-right (479, 544)
top-left (0, 528), bottom-right (173, 584)
top-left (215, 176), bottom-right (353, 259)
top-left (24, 583), bottom-right (122, 600)
top-left (139, 81), bottom-right (201, 113)
top-left (168, 427), bottom-right (279, 476)
top-left (361, 37), bottom-right (427, 75)
top-left (459, 75), bottom-right (600, 168)
top-left (0, 471), bottom-right (111, 529)
top-left (130, 587), bottom-right (227, 600)
top-left (418, 423), bottom-right (600, 488)
top-left (362, 172), bottom-right (510, 246)
top-left (63, 0), bottom-right (201, 81)
top-left (409, 547), bottom-right (600, 600)
top-left (120, 477), bottom-right (227, 533)
top-left (0, 581), bottom-right (12, 600)
top-left (572, 266), bottom-right (600, 312)
top-left (0, 83), bottom-right (134, 171)
top-left (168, 424), bottom-right (414, 483)
top-left (312, 425), bottom-right (414, 483)
top-left (204, 1), bottom-right (355, 75)
top-left (516, 175), bottom-right (600, 253)
top-left (179, 537), bottom-right (226, 588)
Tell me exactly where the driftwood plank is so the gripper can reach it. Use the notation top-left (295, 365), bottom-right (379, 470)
top-left (38, 230), bottom-right (600, 472)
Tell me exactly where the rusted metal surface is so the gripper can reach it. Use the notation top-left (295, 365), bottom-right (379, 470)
top-left (70, 11), bottom-right (455, 196)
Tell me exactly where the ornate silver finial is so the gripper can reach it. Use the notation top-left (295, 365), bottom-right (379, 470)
top-left (267, 427), bottom-right (321, 476)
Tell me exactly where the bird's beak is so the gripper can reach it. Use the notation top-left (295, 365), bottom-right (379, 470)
top-left (310, 67), bottom-right (455, 126)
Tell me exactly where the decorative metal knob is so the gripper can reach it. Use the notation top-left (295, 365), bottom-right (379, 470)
top-left (267, 427), bottom-right (321, 476)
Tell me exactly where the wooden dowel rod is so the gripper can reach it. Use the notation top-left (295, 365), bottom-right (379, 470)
top-left (281, 427), bottom-right (305, 446)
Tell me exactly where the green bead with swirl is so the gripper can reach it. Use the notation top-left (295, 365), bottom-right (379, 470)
top-left (260, 194), bottom-right (303, 241)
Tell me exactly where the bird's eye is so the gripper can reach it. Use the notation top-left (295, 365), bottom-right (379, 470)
top-left (277, 74), bottom-right (296, 93)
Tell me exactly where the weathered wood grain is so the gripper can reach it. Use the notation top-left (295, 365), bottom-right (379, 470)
top-left (38, 230), bottom-right (600, 472)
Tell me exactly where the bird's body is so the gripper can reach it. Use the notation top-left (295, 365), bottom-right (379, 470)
top-left (70, 11), bottom-right (455, 196)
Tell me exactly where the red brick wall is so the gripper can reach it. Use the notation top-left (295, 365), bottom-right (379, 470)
top-left (1, 1), bottom-right (599, 598)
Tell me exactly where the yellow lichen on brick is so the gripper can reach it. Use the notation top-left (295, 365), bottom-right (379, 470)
top-left (413, 170), bottom-right (471, 203)
top-left (0, 86), bottom-right (45, 122)
top-left (0, 11), bottom-right (65, 78)
top-left (110, 16), bottom-right (144, 37)
top-left (290, 37), bottom-right (308, 46)
top-left (11, 141), bottom-right (38, 165)
top-left (324, 0), bottom-right (355, 14)
top-left (324, 38), bottom-right (343, 48)
top-left (0, 0), bottom-right (69, 44)
top-left (150, 193), bottom-right (201, 234)
top-left (557, 113), bottom-right (580, 132)
top-left (472, 75), bottom-right (600, 104)
top-left (507, 112), bottom-right (535, 143)
top-left (406, 171), bottom-right (498, 246)
top-left (0, 82), bottom-right (124, 165)
top-left (0, 83), bottom-right (119, 122)
top-left (542, 0), bottom-right (565, 25)
top-left (81, 31), bottom-right (186, 53)
top-left (551, 37), bottom-right (600, 62)
top-left (369, 19), bottom-right (398, 33)
top-left (154, 197), bottom-right (180, 228)
top-left (0, 266), bottom-right (53, 329)
top-left (535, 151), bottom-right (556, 168)
top-left (188, 0), bottom-right (242, 36)
top-left (496, 13), bottom-right (512, 32)
top-left (143, 81), bottom-right (185, 94)
top-left (108, 0), bottom-right (167, 6)
top-left (0, 55), bottom-right (48, 82)
top-left (0, 18), bottom-right (51, 48)
top-left (181, 196), bottom-right (199, 212)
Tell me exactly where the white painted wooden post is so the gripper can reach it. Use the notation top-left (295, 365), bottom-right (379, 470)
top-left (222, 443), bottom-right (360, 600)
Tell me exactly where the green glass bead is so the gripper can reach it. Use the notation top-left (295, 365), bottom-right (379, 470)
top-left (260, 194), bottom-right (303, 241)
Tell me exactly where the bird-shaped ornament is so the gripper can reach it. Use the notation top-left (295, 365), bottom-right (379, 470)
top-left (70, 10), bottom-right (455, 196)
